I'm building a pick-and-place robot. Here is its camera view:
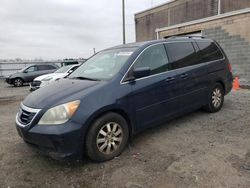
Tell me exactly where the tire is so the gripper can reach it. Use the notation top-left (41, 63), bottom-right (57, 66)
top-left (204, 83), bottom-right (224, 113)
top-left (86, 112), bottom-right (129, 162)
top-left (13, 78), bottom-right (23, 87)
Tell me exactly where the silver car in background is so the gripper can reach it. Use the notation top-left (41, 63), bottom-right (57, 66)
top-left (30, 64), bottom-right (80, 91)
top-left (5, 64), bottom-right (58, 87)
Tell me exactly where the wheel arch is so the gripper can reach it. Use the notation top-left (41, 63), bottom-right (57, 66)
top-left (83, 106), bottom-right (135, 145)
top-left (215, 79), bottom-right (225, 93)
top-left (12, 77), bottom-right (25, 85)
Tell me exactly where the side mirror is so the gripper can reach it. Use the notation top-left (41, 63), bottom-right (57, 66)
top-left (133, 67), bottom-right (151, 79)
top-left (23, 70), bottom-right (28, 73)
top-left (68, 70), bottom-right (73, 74)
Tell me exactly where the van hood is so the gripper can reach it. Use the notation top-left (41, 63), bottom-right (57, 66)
top-left (23, 78), bottom-right (101, 109)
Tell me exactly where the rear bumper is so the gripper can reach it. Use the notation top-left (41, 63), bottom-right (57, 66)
top-left (225, 73), bottom-right (233, 95)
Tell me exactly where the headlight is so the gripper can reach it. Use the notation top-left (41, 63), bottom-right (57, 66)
top-left (42, 77), bottom-right (53, 81)
top-left (38, 100), bottom-right (80, 125)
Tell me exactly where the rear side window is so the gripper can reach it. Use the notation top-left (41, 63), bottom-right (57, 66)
top-left (38, 65), bottom-right (49, 71)
top-left (196, 42), bottom-right (224, 62)
top-left (165, 42), bottom-right (197, 69)
top-left (38, 65), bottom-right (56, 70)
top-left (47, 65), bottom-right (57, 69)
top-left (133, 44), bottom-right (169, 76)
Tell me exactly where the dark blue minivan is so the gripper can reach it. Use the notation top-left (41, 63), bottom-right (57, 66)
top-left (16, 37), bottom-right (233, 162)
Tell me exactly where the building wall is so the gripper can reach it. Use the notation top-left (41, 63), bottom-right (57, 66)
top-left (135, 0), bottom-right (250, 42)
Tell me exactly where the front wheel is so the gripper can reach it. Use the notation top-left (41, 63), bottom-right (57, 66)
top-left (13, 78), bottom-right (23, 87)
top-left (204, 83), bottom-right (224, 113)
top-left (86, 112), bottom-right (129, 162)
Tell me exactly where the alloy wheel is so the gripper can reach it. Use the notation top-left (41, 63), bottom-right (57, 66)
top-left (14, 79), bottom-right (23, 87)
top-left (96, 122), bottom-right (123, 155)
top-left (212, 88), bottom-right (222, 108)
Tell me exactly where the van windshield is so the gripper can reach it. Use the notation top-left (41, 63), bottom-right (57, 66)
top-left (68, 48), bottom-right (136, 81)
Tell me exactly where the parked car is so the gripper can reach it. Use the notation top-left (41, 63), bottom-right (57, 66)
top-left (6, 64), bottom-right (58, 87)
top-left (15, 37), bottom-right (233, 162)
top-left (30, 64), bottom-right (80, 91)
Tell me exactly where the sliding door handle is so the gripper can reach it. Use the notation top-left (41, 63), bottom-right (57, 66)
top-left (180, 74), bottom-right (188, 79)
top-left (165, 77), bottom-right (175, 82)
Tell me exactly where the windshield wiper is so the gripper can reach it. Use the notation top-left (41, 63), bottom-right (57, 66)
top-left (70, 76), bottom-right (100, 81)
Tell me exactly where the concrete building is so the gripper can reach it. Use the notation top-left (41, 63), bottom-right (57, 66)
top-left (135, 0), bottom-right (250, 86)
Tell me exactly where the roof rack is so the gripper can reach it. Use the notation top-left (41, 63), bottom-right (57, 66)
top-left (166, 35), bottom-right (206, 39)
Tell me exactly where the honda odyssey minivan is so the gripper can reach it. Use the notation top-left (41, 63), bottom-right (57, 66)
top-left (15, 37), bottom-right (233, 162)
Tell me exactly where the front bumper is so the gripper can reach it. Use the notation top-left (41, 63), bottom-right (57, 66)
top-left (5, 78), bottom-right (13, 85)
top-left (16, 117), bottom-right (85, 160)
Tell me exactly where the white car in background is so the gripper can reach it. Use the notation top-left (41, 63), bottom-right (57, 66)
top-left (30, 64), bottom-right (80, 91)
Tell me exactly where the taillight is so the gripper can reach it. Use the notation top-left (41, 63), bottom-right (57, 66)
top-left (228, 63), bottom-right (232, 73)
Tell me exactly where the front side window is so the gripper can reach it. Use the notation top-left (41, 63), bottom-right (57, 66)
top-left (133, 44), bottom-right (169, 76)
top-left (25, 66), bottom-right (37, 73)
top-left (69, 48), bottom-right (136, 81)
top-left (165, 42), bottom-right (196, 69)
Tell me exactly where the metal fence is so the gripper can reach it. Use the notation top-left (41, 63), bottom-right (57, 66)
top-left (0, 59), bottom-right (85, 78)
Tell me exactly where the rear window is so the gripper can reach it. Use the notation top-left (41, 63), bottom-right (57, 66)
top-left (196, 42), bottom-right (224, 62)
top-left (165, 42), bottom-right (197, 69)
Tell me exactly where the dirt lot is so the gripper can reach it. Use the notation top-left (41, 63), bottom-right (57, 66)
top-left (0, 80), bottom-right (250, 188)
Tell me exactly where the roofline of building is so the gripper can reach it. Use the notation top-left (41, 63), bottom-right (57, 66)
top-left (135, 0), bottom-right (176, 17)
top-left (155, 8), bottom-right (250, 34)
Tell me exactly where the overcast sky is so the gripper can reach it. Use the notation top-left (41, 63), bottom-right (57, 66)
top-left (0, 0), bottom-right (168, 60)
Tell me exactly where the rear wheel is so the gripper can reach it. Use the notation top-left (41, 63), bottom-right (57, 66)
top-left (13, 78), bottom-right (23, 87)
top-left (86, 112), bottom-right (129, 162)
top-left (204, 83), bottom-right (224, 113)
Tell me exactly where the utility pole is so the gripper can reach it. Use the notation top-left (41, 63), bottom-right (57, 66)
top-left (218, 0), bottom-right (221, 15)
top-left (122, 0), bottom-right (126, 44)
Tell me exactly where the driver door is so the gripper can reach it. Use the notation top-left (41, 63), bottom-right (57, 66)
top-left (24, 65), bottom-right (38, 82)
top-left (126, 44), bottom-right (181, 130)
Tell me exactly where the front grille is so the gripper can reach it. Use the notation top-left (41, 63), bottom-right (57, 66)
top-left (31, 81), bottom-right (41, 87)
top-left (17, 104), bottom-right (40, 127)
top-left (19, 109), bottom-right (36, 125)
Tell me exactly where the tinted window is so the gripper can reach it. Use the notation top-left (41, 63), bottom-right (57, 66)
top-left (47, 65), bottom-right (57, 69)
top-left (165, 42), bottom-right (197, 69)
top-left (197, 42), bottom-right (224, 62)
top-left (133, 44), bottom-right (169, 76)
top-left (38, 65), bottom-right (49, 71)
top-left (38, 65), bottom-right (56, 71)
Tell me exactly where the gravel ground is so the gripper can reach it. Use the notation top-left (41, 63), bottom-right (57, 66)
top-left (0, 80), bottom-right (250, 188)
